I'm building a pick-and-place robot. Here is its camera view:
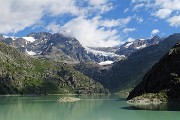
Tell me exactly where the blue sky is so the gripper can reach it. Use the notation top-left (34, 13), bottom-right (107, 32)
top-left (0, 0), bottom-right (180, 47)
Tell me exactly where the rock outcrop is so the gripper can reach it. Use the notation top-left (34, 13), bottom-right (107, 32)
top-left (58, 97), bottom-right (81, 102)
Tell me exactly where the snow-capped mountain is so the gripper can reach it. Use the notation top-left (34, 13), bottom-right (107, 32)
top-left (115, 35), bottom-right (164, 56)
top-left (0, 32), bottom-right (164, 64)
top-left (0, 32), bottom-right (123, 64)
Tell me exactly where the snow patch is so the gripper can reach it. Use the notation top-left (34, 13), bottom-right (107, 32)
top-left (3, 35), bottom-right (36, 42)
top-left (3, 35), bottom-right (16, 40)
top-left (139, 39), bottom-right (145, 41)
top-left (84, 47), bottom-right (120, 57)
top-left (23, 37), bottom-right (36, 42)
top-left (26, 49), bottom-right (37, 56)
top-left (124, 42), bottom-right (133, 48)
top-left (136, 44), bottom-right (147, 49)
top-left (38, 51), bottom-right (42, 55)
top-left (98, 61), bottom-right (113, 66)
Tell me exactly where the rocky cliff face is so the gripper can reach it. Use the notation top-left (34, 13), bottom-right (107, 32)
top-left (127, 42), bottom-right (180, 101)
top-left (0, 41), bottom-right (108, 95)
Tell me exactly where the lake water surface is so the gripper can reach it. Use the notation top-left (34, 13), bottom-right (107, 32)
top-left (0, 95), bottom-right (180, 120)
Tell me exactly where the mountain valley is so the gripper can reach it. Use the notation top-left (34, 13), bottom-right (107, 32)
top-left (0, 32), bottom-right (180, 96)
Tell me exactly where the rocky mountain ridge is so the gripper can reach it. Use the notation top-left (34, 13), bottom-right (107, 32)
top-left (116, 35), bottom-right (163, 56)
top-left (1, 32), bottom-right (123, 64)
top-left (1, 32), bottom-right (164, 65)
top-left (100, 33), bottom-right (180, 92)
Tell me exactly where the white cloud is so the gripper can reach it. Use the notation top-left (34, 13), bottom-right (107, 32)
top-left (0, 0), bottom-right (44, 33)
top-left (46, 23), bottom-right (62, 33)
top-left (131, 0), bottom-right (180, 27)
top-left (155, 0), bottom-right (180, 11)
top-left (154, 9), bottom-right (172, 19)
top-left (84, 0), bottom-right (113, 13)
top-left (46, 16), bottom-right (132, 47)
top-left (127, 37), bottom-right (135, 42)
top-left (151, 29), bottom-right (160, 35)
top-left (153, 0), bottom-right (180, 26)
top-left (0, 0), bottom-right (84, 34)
top-left (124, 8), bottom-right (129, 13)
top-left (123, 28), bottom-right (136, 33)
top-left (132, 0), bottom-right (147, 3)
top-left (119, 17), bottom-right (132, 26)
top-left (47, 0), bottom-right (84, 16)
top-left (88, 0), bottom-right (108, 6)
top-left (101, 17), bottom-right (132, 28)
top-left (0, 0), bottom-right (113, 34)
top-left (0, 0), bottom-right (124, 48)
top-left (133, 3), bottom-right (144, 11)
top-left (101, 19), bottom-right (122, 27)
top-left (136, 17), bottom-right (144, 23)
top-left (167, 15), bottom-right (180, 27)
top-left (47, 17), bottom-right (122, 47)
top-left (0, 0), bottom-right (129, 48)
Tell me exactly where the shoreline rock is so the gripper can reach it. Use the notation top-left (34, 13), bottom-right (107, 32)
top-left (58, 97), bottom-right (81, 102)
top-left (127, 93), bottom-right (168, 105)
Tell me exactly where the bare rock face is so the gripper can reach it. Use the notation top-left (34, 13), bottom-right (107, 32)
top-left (127, 42), bottom-right (180, 102)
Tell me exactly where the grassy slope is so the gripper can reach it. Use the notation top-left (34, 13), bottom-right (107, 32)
top-left (0, 42), bottom-right (107, 95)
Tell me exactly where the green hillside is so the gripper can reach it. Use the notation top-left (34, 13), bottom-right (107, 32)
top-left (0, 42), bottom-right (108, 95)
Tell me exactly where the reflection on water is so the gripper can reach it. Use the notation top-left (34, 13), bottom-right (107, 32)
top-left (0, 95), bottom-right (116, 120)
top-left (0, 95), bottom-right (180, 120)
top-left (123, 102), bottom-right (180, 111)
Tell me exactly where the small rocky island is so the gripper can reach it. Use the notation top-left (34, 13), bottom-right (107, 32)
top-left (58, 97), bottom-right (81, 102)
top-left (127, 42), bottom-right (180, 104)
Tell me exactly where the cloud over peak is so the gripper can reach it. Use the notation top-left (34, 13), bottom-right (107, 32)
top-left (151, 29), bottom-right (160, 35)
top-left (47, 16), bottom-right (131, 47)
top-left (0, 0), bottom-right (178, 48)
top-left (0, 0), bottom-right (113, 34)
top-left (0, 0), bottom-right (126, 47)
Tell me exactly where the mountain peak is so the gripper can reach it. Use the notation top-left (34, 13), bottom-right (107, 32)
top-left (152, 35), bottom-right (160, 39)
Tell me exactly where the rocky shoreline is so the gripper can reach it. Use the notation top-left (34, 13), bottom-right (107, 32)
top-left (127, 93), bottom-right (168, 105)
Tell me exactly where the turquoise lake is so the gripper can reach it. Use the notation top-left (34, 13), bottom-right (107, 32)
top-left (0, 95), bottom-right (180, 120)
